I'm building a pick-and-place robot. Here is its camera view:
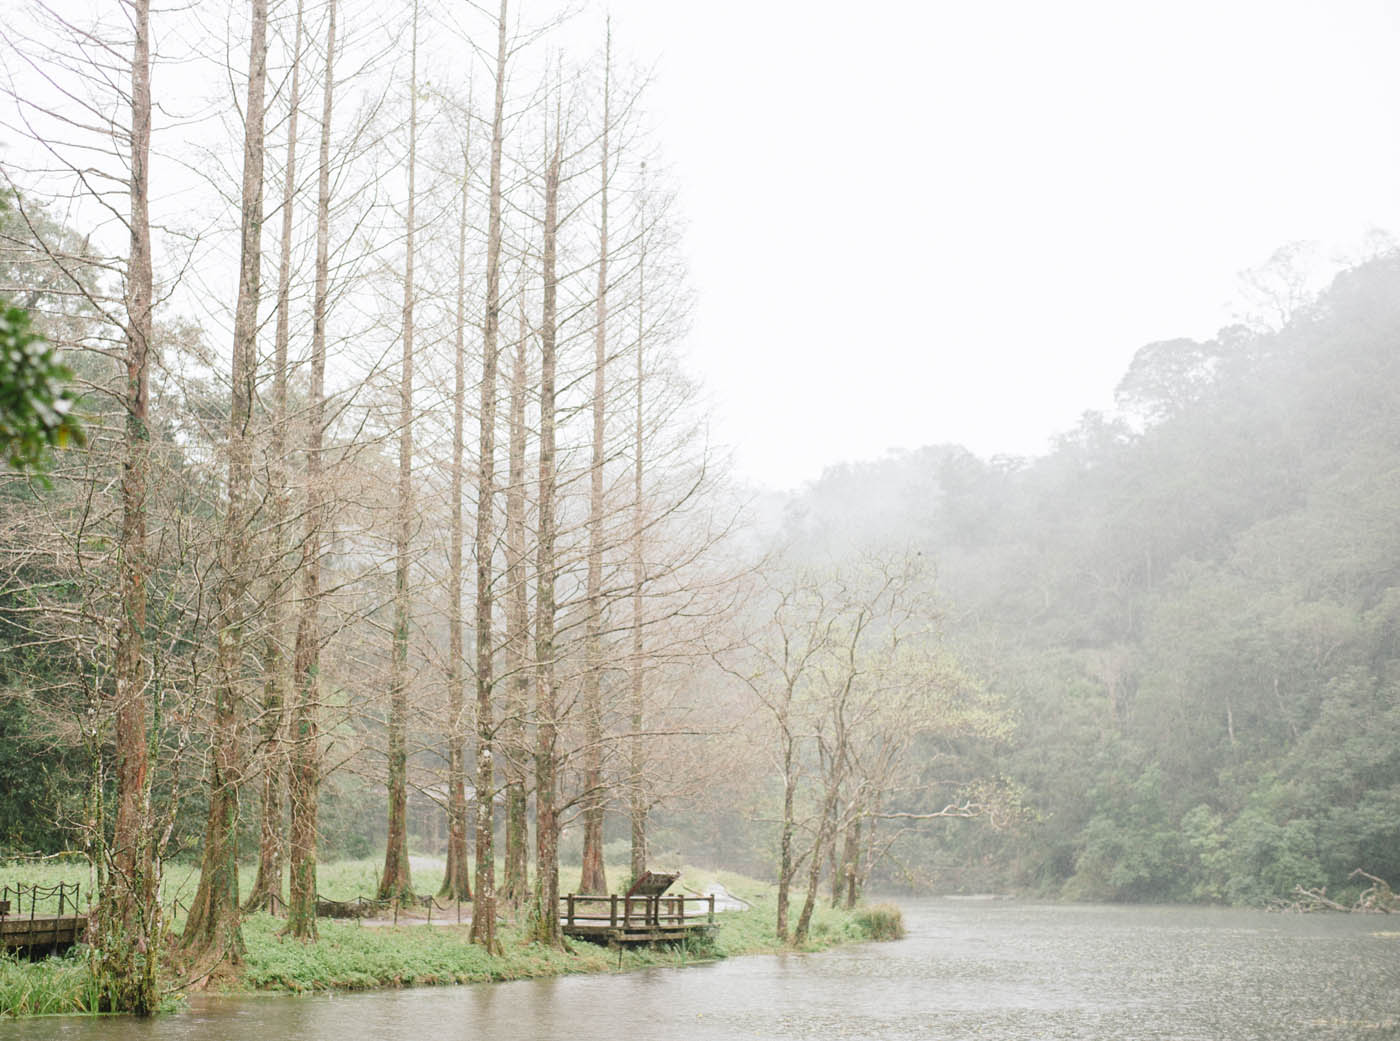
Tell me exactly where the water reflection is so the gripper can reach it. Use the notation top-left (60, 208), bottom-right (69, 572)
top-left (8, 901), bottom-right (1398, 1040)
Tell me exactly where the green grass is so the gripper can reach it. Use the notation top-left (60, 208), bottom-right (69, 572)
top-left (0, 951), bottom-right (100, 1017)
top-left (852, 902), bottom-right (907, 941)
top-left (239, 915), bottom-right (699, 993)
top-left (0, 856), bottom-right (903, 1013)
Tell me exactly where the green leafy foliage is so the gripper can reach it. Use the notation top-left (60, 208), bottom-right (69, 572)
top-left (779, 251), bottom-right (1400, 905)
top-left (0, 303), bottom-right (83, 471)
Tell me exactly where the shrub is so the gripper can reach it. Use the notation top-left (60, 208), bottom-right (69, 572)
top-left (852, 903), bottom-right (905, 941)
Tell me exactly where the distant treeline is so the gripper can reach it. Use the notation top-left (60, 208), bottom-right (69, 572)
top-left (772, 252), bottom-right (1400, 904)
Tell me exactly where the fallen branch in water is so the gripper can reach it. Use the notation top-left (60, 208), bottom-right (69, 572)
top-left (1350, 869), bottom-right (1398, 914)
top-left (1271, 871), bottom-right (1398, 913)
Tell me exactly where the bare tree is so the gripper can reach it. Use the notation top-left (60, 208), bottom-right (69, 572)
top-left (531, 74), bottom-right (564, 945)
top-left (99, 0), bottom-right (160, 1014)
top-left (578, 20), bottom-right (612, 898)
top-left (377, 0), bottom-right (420, 905)
top-left (246, 0), bottom-right (306, 917)
top-left (439, 147), bottom-right (472, 904)
top-left (284, 0), bottom-right (338, 942)
top-left (182, 0), bottom-right (269, 972)
top-left (501, 297), bottom-right (530, 908)
top-left (469, 0), bottom-right (507, 954)
top-left (627, 168), bottom-right (647, 885)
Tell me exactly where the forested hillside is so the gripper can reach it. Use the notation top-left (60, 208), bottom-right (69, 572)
top-left (777, 252), bottom-right (1400, 903)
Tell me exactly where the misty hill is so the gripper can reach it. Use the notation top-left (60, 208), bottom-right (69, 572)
top-left (778, 252), bottom-right (1400, 902)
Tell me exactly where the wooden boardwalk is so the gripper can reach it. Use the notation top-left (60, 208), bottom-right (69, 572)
top-left (560, 892), bottom-right (716, 946)
top-left (1, 882), bottom-right (86, 956)
top-left (0, 913), bottom-right (87, 955)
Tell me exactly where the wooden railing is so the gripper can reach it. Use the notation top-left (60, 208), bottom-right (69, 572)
top-left (0, 882), bottom-right (80, 917)
top-left (560, 892), bottom-right (716, 930)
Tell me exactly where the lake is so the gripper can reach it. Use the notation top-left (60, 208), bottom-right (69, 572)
top-left (10, 900), bottom-right (1398, 1039)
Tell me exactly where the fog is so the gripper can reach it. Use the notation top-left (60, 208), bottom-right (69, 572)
top-left (0, 0), bottom-right (1396, 1015)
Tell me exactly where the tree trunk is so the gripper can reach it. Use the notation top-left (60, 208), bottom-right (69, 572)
top-left (842, 811), bottom-right (862, 910)
top-left (246, 0), bottom-right (304, 918)
top-left (98, 0), bottom-right (159, 1011)
top-left (531, 99), bottom-right (562, 947)
top-left (440, 150), bottom-right (472, 904)
top-left (501, 301), bottom-right (530, 909)
top-left (775, 721), bottom-right (795, 944)
top-left (378, 0), bottom-right (419, 905)
top-left (628, 201), bottom-right (646, 887)
top-left (284, 0), bottom-right (337, 942)
top-left (182, 0), bottom-right (268, 972)
top-left (827, 799), bottom-right (842, 908)
top-left (578, 22), bottom-right (613, 899)
top-left (792, 780), bottom-right (840, 946)
top-left (469, 0), bottom-right (507, 953)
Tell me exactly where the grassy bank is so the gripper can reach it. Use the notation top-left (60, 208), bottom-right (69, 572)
top-left (239, 864), bottom-right (904, 993)
top-left (0, 858), bottom-right (903, 1014)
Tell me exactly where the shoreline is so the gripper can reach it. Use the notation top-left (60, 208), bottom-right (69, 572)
top-left (232, 899), bottom-right (901, 997)
top-left (0, 893), bottom-right (905, 1017)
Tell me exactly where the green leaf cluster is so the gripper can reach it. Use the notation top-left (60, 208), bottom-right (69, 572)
top-left (0, 304), bottom-right (83, 470)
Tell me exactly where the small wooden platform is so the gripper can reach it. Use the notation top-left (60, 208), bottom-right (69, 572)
top-left (560, 872), bottom-right (716, 946)
top-left (0, 914), bottom-right (87, 956)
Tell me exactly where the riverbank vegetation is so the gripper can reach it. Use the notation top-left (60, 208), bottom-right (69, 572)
top-left (750, 250), bottom-right (1400, 909)
top-left (0, 860), bottom-right (897, 1014)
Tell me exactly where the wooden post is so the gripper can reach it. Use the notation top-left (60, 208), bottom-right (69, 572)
top-left (708, 893), bottom-right (715, 924)
top-left (610, 893), bottom-right (617, 928)
top-left (567, 893), bottom-right (575, 928)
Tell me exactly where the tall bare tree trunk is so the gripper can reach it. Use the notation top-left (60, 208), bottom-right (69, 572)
top-left (284, 0), bottom-right (336, 942)
top-left (531, 98), bottom-right (562, 946)
top-left (440, 150), bottom-right (472, 904)
top-left (827, 800), bottom-right (842, 908)
top-left (378, 0), bottom-right (419, 904)
top-left (841, 809), bottom-right (862, 910)
top-left (578, 22), bottom-right (612, 898)
top-left (183, 0), bottom-right (269, 971)
top-left (775, 722), bottom-right (795, 944)
top-left (628, 193), bottom-right (646, 887)
top-left (246, 0), bottom-right (305, 917)
top-left (469, 0), bottom-right (507, 953)
top-left (793, 768), bottom-right (842, 945)
top-left (501, 301), bottom-right (530, 908)
top-left (98, 0), bottom-right (159, 1012)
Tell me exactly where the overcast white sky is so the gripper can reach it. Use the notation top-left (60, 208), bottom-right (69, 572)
top-left (588, 0), bottom-right (1400, 490)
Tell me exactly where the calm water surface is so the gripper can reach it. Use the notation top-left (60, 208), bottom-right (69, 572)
top-left (10, 901), bottom-right (1399, 1040)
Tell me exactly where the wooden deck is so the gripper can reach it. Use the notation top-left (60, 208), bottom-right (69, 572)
top-left (0, 913), bottom-right (87, 955)
top-left (560, 892), bottom-right (716, 945)
top-left (0, 882), bottom-right (86, 956)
